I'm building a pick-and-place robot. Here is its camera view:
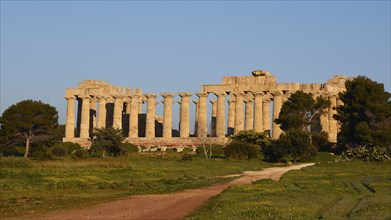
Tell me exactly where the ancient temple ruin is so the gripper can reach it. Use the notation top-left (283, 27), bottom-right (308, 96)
top-left (63, 71), bottom-right (351, 147)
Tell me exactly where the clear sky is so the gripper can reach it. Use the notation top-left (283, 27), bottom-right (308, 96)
top-left (1, 1), bottom-right (390, 126)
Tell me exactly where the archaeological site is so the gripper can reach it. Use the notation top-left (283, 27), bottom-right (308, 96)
top-left (62, 70), bottom-right (351, 147)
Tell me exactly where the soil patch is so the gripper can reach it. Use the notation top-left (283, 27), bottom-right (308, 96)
top-left (8, 163), bottom-right (315, 220)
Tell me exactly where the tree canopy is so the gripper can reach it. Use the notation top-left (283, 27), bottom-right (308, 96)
top-left (90, 127), bottom-right (125, 157)
top-left (334, 76), bottom-right (391, 148)
top-left (268, 129), bottom-right (317, 162)
top-left (275, 91), bottom-right (330, 133)
top-left (0, 100), bottom-right (58, 158)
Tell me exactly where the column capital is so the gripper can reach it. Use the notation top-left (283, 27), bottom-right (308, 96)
top-left (64, 95), bottom-right (76, 100)
top-left (263, 97), bottom-right (271, 103)
top-left (329, 93), bottom-right (338, 98)
top-left (90, 97), bottom-right (98, 102)
top-left (210, 99), bottom-right (217, 104)
top-left (272, 91), bottom-right (284, 96)
top-left (78, 95), bottom-right (91, 100)
top-left (193, 100), bottom-right (199, 104)
top-left (245, 92), bottom-right (254, 100)
top-left (244, 99), bottom-right (254, 103)
top-left (161, 93), bottom-right (176, 98)
top-left (130, 94), bottom-right (141, 99)
top-left (232, 91), bottom-right (245, 97)
top-left (214, 92), bottom-right (227, 97)
top-left (96, 95), bottom-right (109, 101)
top-left (178, 92), bottom-right (193, 98)
top-left (251, 91), bottom-right (265, 97)
top-left (112, 94), bottom-right (125, 99)
top-left (196, 92), bottom-right (209, 98)
top-left (227, 96), bottom-right (236, 103)
top-left (145, 93), bottom-right (157, 99)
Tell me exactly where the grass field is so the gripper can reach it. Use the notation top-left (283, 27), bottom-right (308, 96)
top-left (186, 154), bottom-right (391, 220)
top-left (0, 151), bottom-right (270, 218)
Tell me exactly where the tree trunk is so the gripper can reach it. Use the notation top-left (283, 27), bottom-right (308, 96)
top-left (24, 138), bottom-right (30, 158)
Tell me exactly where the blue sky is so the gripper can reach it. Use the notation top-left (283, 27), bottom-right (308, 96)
top-left (1, 1), bottom-right (390, 126)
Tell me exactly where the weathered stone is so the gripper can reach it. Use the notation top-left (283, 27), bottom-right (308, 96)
top-left (161, 93), bottom-right (176, 138)
top-left (252, 70), bottom-right (270, 76)
top-left (178, 92), bottom-right (192, 138)
top-left (64, 72), bottom-right (350, 146)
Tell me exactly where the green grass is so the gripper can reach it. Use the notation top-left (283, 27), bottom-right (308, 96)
top-left (186, 153), bottom-right (391, 220)
top-left (0, 153), bottom-right (269, 218)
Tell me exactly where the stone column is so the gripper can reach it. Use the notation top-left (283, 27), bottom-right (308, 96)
top-left (97, 96), bottom-right (107, 129)
top-left (328, 94), bottom-right (338, 142)
top-left (113, 95), bottom-right (123, 129)
top-left (179, 92), bottom-right (192, 138)
top-left (193, 100), bottom-right (199, 136)
top-left (227, 95), bottom-right (236, 135)
top-left (244, 93), bottom-right (254, 131)
top-left (272, 91), bottom-right (283, 139)
top-left (196, 92), bottom-right (209, 138)
top-left (145, 94), bottom-right (156, 138)
top-left (125, 97), bottom-right (131, 114)
top-left (263, 98), bottom-right (271, 133)
top-left (253, 91), bottom-right (264, 132)
top-left (233, 91), bottom-right (245, 134)
top-left (215, 92), bottom-right (227, 138)
top-left (319, 93), bottom-right (329, 134)
top-left (210, 99), bottom-right (217, 137)
top-left (161, 93), bottom-right (176, 138)
top-left (129, 94), bottom-right (140, 138)
top-left (65, 96), bottom-right (76, 138)
top-left (79, 95), bottom-right (91, 139)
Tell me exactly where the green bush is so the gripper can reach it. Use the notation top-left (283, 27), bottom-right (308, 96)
top-left (311, 131), bottom-right (330, 151)
top-left (265, 129), bottom-right (317, 162)
top-left (230, 130), bottom-right (270, 147)
top-left (32, 150), bottom-right (54, 160)
top-left (0, 157), bottom-right (33, 168)
top-left (72, 149), bottom-right (88, 159)
top-left (61, 142), bottom-right (82, 154)
top-left (224, 141), bottom-right (259, 160)
top-left (262, 143), bottom-right (285, 162)
top-left (51, 146), bottom-right (67, 157)
top-left (121, 143), bottom-right (139, 155)
top-left (181, 154), bottom-right (193, 162)
top-left (0, 145), bottom-right (25, 157)
top-left (341, 146), bottom-right (391, 162)
top-left (196, 145), bottom-right (225, 158)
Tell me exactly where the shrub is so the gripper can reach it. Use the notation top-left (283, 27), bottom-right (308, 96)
top-left (341, 145), bottom-right (391, 162)
top-left (196, 145), bottom-right (225, 158)
top-left (90, 128), bottom-right (124, 157)
top-left (121, 143), bottom-right (139, 155)
top-left (231, 130), bottom-right (270, 147)
top-left (61, 142), bottom-right (82, 154)
top-left (311, 131), bottom-right (330, 151)
top-left (0, 145), bottom-right (25, 157)
top-left (51, 146), bottom-right (67, 157)
top-left (0, 157), bottom-right (33, 168)
top-left (262, 142), bottom-right (286, 162)
top-left (265, 129), bottom-right (317, 162)
top-left (181, 154), bottom-right (193, 162)
top-left (32, 150), bottom-right (54, 160)
top-left (72, 149), bottom-right (88, 159)
top-left (224, 141), bottom-right (259, 160)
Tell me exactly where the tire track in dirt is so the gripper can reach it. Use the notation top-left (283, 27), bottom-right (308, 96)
top-left (8, 163), bottom-right (315, 220)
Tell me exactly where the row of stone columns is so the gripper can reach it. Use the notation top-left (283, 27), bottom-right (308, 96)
top-left (65, 90), bottom-right (340, 141)
top-left (64, 91), bottom-right (280, 140)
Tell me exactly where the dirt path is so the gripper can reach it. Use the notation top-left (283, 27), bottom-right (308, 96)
top-left (12, 163), bottom-right (315, 220)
